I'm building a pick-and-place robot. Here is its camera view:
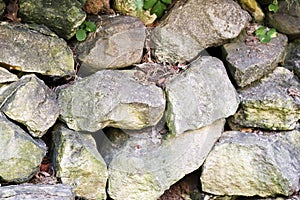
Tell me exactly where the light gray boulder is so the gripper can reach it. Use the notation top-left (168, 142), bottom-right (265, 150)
top-left (58, 70), bottom-right (165, 132)
top-left (150, 0), bottom-right (251, 63)
top-left (0, 113), bottom-right (47, 183)
top-left (0, 184), bottom-right (75, 200)
top-left (229, 67), bottom-right (300, 130)
top-left (52, 124), bottom-right (108, 200)
top-left (107, 119), bottom-right (225, 200)
top-left (201, 130), bottom-right (300, 197)
top-left (165, 56), bottom-right (239, 135)
top-left (0, 74), bottom-right (59, 137)
top-left (0, 67), bottom-right (18, 84)
top-left (76, 15), bottom-right (146, 77)
top-left (0, 22), bottom-right (75, 77)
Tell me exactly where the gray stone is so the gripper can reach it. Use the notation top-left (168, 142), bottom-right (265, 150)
top-left (19, 0), bottom-right (86, 40)
top-left (0, 67), bottom-right (18, 84)
top-left (266, 1), bottom-right (300, 40)
top-left (201, 130), bottom-right (300, 197)
top-left (223, 32), bottom-right (288, 87)
top-left (0, 113), bottom-right (47, 183)
top-left (229, 67), bottom-right (300, 130)
top-left (52, 124), bottom-right (108, 200)
top-left (76, 16), bottom-right (146, 77)
top-left (107, 119), bottom-right (225, 200)
top-left (285, 39), bottom-right (300, 78)
top-left (0, 1), bottom-right (5, 16)
top-left (58, 70), bottom-right (165, 132)
top-left (0, 184), bottom-right (75, 200)
top-left (150, 0), bottom-right (250, 63)
top-left (0, 74), bottom-right (59, 137)
top-left (165, 56), bottom-right (239, 135)
top-left (0, 22), bottom-right (75, 77)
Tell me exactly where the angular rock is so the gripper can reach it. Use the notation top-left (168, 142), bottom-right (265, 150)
top-left (58, 70), bottom-right (165, 132)
top-left (266, 1), bottom-right (300, 40)
top-left (0, 1), bottom-right (5, 16)
top-left (0, 67), bottom-right (18, 84)
top-left (201, 130), bottom-right (300, 197)
top-left (223, 32), bottom-right (288, 87)
top-left (19, 0), bottom-right (86, 40)
top-left (52, 124), bottom-right (108, 200)
top-left (76, 16), bottom-right (146, 77)
top-left (165, 56), bottom-right (239, 135)
top-left (107, 119), bottom-right (225, 200)
top-left (0, 113), bottom-right (47, 183)
top-left (285, 39), bottom-right (300, 78)
top-left (0, 184), bottom-right (75, 200)
top-left (0, 74), bottom-right (59, 137)
top-left (0, 22), bottom-right (75, 77)
top-left (150, 0), bottom-right (250, 63)
top-left (229, 67), bottom-right (300, 130)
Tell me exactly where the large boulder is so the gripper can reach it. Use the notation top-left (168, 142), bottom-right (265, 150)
top-left (223, 32), bottom-right (288, 87)
top-left (58, 70), bottom-right (165, 132)
top-left (165, 56), bottom-right (239, 135)
top-left (107, 119), bottom-right (225, 200)
top-left (150, 0), bottom-right (250, 63)
top-left (0, 22), bottom-right (75, 77)
top-left (19, 0), bottom-right (86, 40)
top-left (0, 74), bottom-right (60, 137)
top-left (52, 124), bottom-right (108, 200)
top-left (201, 130), bottom-right (300, 197)
top-left (0, 113), bottom-right (47, 183)
top-left (76, 16), bottom-right (146, 77)
top-left (229, 67), bottom-right (300, 130)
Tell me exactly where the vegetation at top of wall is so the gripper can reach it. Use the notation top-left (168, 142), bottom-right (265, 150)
top-left (76, 21), bottom-right (97, 42)
top-left (143, 0), bottom-right (172, 18)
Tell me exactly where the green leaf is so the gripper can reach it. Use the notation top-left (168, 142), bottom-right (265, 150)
top-left (85, 21), bottom-right (97, 32)
top-left (259, 34), bottom-right (271, 43)
top-left (268, 4), bottom-right (278, 13)
top-left (267, 28), bottom-right (277, 38)
top-left (151, 1), bottom-right (167, 18)
top-left (76, 29), bottom-right (87, 41)
top-left (161, 0), bottom-right (172, 4)
top-left (144, 0), bottom-right (157, 10)
top-left (255, 26), bottom-right (267, 36)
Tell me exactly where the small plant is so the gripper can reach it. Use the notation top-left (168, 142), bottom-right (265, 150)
top-left (255, 26), bottom-right (277, 43)
top-left (143, 0), bottom-right (172, 18)
top-left (268, 0), bottom-right (279, 13)
top-left (76, 21), bottom-right (97, 42)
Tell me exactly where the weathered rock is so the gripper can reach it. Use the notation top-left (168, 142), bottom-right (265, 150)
top-left (58, 70), bottom-right (165, 132)
top-left (0, 74), bottom-right (59, 137)
top-left (165, 56), bottom-right (239, 135)
top-left (150, 0), bottom-right (250, 63)
top-left (83, 0), bottom-right (113, 14)
top-left (0, 67), bottom-right (18, 84)
top-left (19, 0), bottom-right (86, 40)
top-left (0, 113), bottom-right (47, 183)
top-left (266, 1), bottom-right (300, 40)
top-left (0, 0), bottom-right (5, 16)
top-left (238, 0), bottom-right (264, 22)
top-left (52, 124), bottom-right (108, 200)
top-left (76, 16), bottom-right (146, 77)
top-left (0, 184), bottom-right (75, 200)
top-left (107, 119), bottom-right (225, 200)
top-left (201, 130), bottom-right (300, 197)
top-left (229, 67), bottom-right (300, 130)
top-left (223, 32), bottom-right (288, 87)
top-left (0, 22), bottom-right (75, 77)
top-left (285, 39), bottom-right (300, 78)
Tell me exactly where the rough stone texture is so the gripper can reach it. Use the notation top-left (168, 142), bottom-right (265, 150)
top-left (285, 39), bottom-right (300, 78)
top-left (19, 0), bottom-right (86, 40)
top-left (52, 124), bottom-right (108, 200)
top-left (229, 67), bottom-right (300, 130)
top-left (0, 74), bottom-right (59, 137)
top-left (0, 22), bottom-right (75, 77)
top-left (0, 0), bottom-right (5, 16)
top-left (76, 16), bottom-right (146, 77)
top-left (107, 119), bottom-right (225, 200)
top-left (165, 56), bottom-right (239, 135)
top-left (58, 70), bottom-right (165, 132)
top-left (223, 32), bottom-right (288, 87)
top-left (201, 130), bottom-right (300, 197)
top-left (0, 113), bottom-right (47, 183)
top-left (0, 184), bottom-right (75, 200)
top-left (0, 67), bottom-right (18, 84)
top-left (266, 1), bottom-right (300, 40)
top-left (150, 0), bottom-right (251, 63)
